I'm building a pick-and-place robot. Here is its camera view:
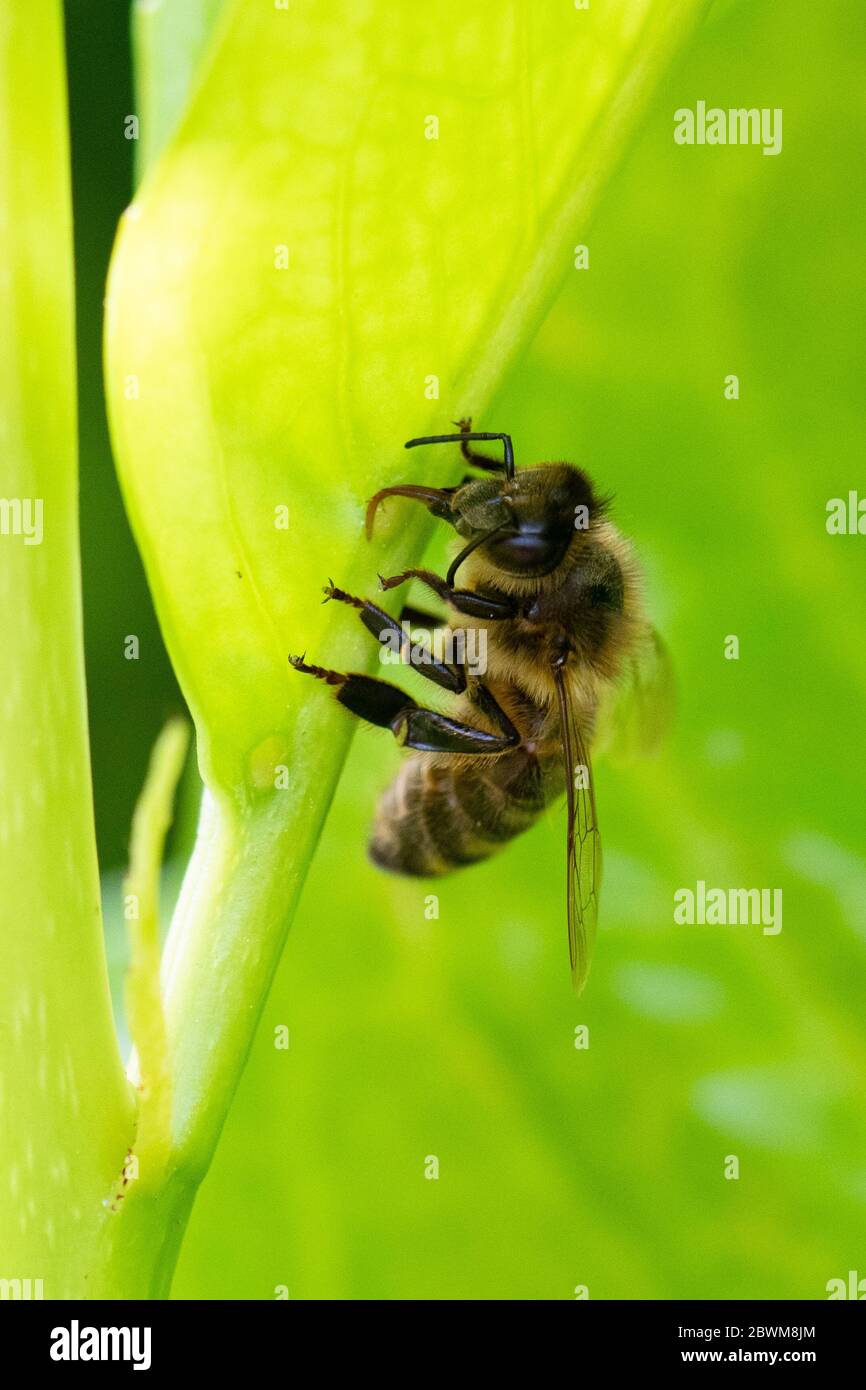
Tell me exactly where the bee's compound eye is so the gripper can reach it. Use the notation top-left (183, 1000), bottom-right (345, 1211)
top-left (484, 524), bottom-right (571, 577)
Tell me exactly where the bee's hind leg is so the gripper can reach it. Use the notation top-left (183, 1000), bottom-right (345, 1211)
top-left (289, 660), bottom-right (412, 729)
top-left (289, 659), bottom-right (518, 755)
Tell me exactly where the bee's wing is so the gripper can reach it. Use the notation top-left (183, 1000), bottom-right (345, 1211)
top-left (553, 666), bottom-right (601, 994)
top-left (594, 626), bottom-right (675, 765)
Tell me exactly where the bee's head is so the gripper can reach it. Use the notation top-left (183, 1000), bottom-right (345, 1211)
top-left (454, 464), bottom-right (605, 579)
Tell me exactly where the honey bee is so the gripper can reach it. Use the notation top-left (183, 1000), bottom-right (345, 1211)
top-left (291, 420), bottom-right (672, 991)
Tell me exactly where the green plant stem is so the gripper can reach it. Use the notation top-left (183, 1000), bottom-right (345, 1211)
top-left (0, 1), bottom-right (134, 1296)
top-left (125, 717), bottom-right (191, 1182)
top-left (88, 764), bottom-right (346, 1297)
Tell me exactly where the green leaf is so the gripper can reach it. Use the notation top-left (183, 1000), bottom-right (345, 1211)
top-left (0, 2), bottom-right (133, 1296)
top-left (105, 0), bottom-right (709, 1287)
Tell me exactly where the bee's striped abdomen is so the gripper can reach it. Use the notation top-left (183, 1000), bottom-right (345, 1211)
top-left (369, 748), bottom-right (547, 878)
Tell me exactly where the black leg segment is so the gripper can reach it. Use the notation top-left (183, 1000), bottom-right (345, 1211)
top-left (290, 658), bottom-right (520, 756)
top-left (336, 674), bottom-right (417, 728)
top-left (379, 567), bottom-right (519, 621)
top-left (399, 602), bottom-right (446, 630)
top-left (290, 658), bottom-right (417, 728)
top-left (323, 581), bottom-right (466, 694)
top-left (395, 708), bottom-right (519, 755)
top-left (470, 680), bottom-right (520, 744)
top-left (404, 417), bottom-right (515, 481)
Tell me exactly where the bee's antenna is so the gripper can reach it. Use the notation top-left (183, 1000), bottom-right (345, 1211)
top-left (404, 431), bottom-right (515, 482)
top-left (445, 521), bottom-right (514, 588)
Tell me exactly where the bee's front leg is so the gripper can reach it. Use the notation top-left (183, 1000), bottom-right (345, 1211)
top-left (378, 567), bottom-right (518, 621)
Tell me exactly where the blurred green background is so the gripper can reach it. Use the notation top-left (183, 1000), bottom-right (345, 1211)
top-left (68, 0), bottom-right (866, 1298)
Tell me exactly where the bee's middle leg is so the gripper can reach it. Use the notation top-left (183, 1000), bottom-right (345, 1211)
top-left (322, 581), bottom-right (465, 694)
